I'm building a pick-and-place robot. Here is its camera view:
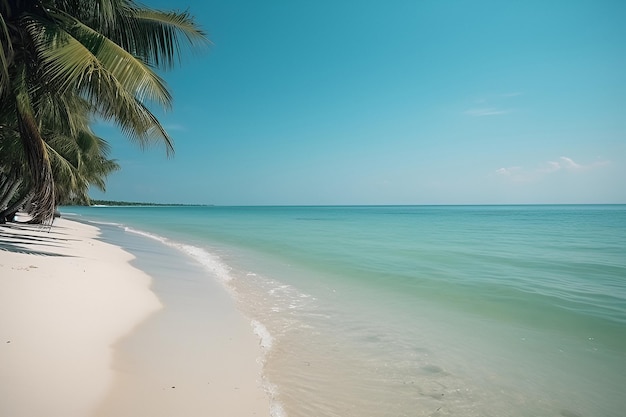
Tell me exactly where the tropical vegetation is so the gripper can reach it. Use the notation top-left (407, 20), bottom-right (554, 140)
top-left (0, 0), bottom-right (207, 223)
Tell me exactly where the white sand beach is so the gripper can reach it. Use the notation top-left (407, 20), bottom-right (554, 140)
top-left (0, 218), bottom-right (269, 417)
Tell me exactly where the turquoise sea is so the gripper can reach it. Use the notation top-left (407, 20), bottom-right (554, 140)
top-left (62, 205), bottom-right (626, 417)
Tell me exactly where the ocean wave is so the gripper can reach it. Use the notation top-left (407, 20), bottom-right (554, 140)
top-left (81, 218), bottom-right (126, 228)
top-left (269, 398), bottom-right (287, 417)
top-left (173, 243), bottom-right (233, 283)
top-left (263, 379), bottom-right (287, 417)
top-left (123, 227), bottom-right (233, 283)
top-left (251, 319), bottom-right (274, 351)
top-left (124, 226), bottom-right (167, 243)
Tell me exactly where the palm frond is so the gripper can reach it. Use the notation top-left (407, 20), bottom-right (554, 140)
top-left (32, 86), bottom-right (92, 138)
top-left (0, 12), bottom-right (13, 96)
top-left (114, 8), bottom-right (209, 69)
top-left (74, 130), bottom-right (119, 190)
top-left (45, 135), bottom-right (81, 191)
top-left (27, 16), bottom-right (174, 153)
top-left (28, 14), bottom-right (172, 109)
top-left (93, 92), bottom-right (174, 154)
top-left (0, 126), bottom-right (26, 171)
top-left (90, 0), bottom-right (129, 31)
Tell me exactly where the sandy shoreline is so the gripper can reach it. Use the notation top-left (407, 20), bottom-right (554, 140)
top-left (0, 218), bottom-right (269, 417)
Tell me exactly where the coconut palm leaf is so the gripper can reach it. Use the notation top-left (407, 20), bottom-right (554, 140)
top-left (0, 12), bottom-right (12, 96)
top-left (33, 89), bottom-right (93, 140)
top-left (29, 15), bottom-right (172, 108)
top-left (28, 16), bottom-right (175, 153)
top-left (74, 130), bottom-right (119, 192)
top-left (120, 8), bottom-right (209, 68)
top-left (46, 135), bottom-right (81, 192)
top-left (46, 129), bottom-right (119, 204)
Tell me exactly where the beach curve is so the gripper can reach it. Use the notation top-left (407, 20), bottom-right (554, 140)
top-left (0, 217), bottom-right (270, 417)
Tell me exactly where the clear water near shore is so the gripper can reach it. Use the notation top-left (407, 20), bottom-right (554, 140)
top-left (62, 205), bottom-right (626, 417)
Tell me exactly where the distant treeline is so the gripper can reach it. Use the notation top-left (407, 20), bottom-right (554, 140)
top-left (67, 200), bottom-right (210, 207)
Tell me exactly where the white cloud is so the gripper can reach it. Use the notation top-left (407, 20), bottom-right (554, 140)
top-left (560, 156), bottom-right (581, 169)
top-left (559, 156), bottom-right (610, 171)
top-left (495, 156), bottom-right (610, 182)
top-left (495, 166), bottom-right (520, 176)
top-left (465, 107), bottom-right (509, 117)
top-left (538, 160), bottom-right (562, 174)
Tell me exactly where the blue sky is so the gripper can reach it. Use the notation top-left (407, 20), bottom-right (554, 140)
top-left (91, 0), bottom-right (626, 205)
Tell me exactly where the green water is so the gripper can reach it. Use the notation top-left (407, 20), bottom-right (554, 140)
top-left (64, 205), bottom-right (626, 417)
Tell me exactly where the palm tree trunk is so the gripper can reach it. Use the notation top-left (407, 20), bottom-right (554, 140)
top-left (14, 65), bottom-right (55, 224)
top-left (0, 175), bottom-right (22, 209)
top-left (0, 189), bottom-right (33, 223)
top-left (0, 173), bottom-right (12, 199)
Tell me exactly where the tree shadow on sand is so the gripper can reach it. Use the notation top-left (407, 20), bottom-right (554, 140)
top-left (0, 223), bottom-right (78, 257)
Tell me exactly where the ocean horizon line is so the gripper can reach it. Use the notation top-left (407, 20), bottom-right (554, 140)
top-left (75, 202), bottom-right (626, 208)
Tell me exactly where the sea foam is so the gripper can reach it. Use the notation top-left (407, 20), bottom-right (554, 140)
top-left (251, 319), bottom-right (274, 351)
top-left (124, 226), bottom-right (233, 283)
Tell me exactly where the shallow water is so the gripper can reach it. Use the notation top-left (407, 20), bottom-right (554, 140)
top-left (63, 205), bottom-right (626, 417)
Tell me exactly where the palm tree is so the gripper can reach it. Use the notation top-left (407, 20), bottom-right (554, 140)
top-left (0, 133), bottom-right (28, 219)
top-left (49, 130), bottom-right (121, 206)
top-left (0, 0), bottom-right (207, 223)
top-left (0, 100), bottom-right (30, 219)
top-left (0, 97), bottom-right (119, 221)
